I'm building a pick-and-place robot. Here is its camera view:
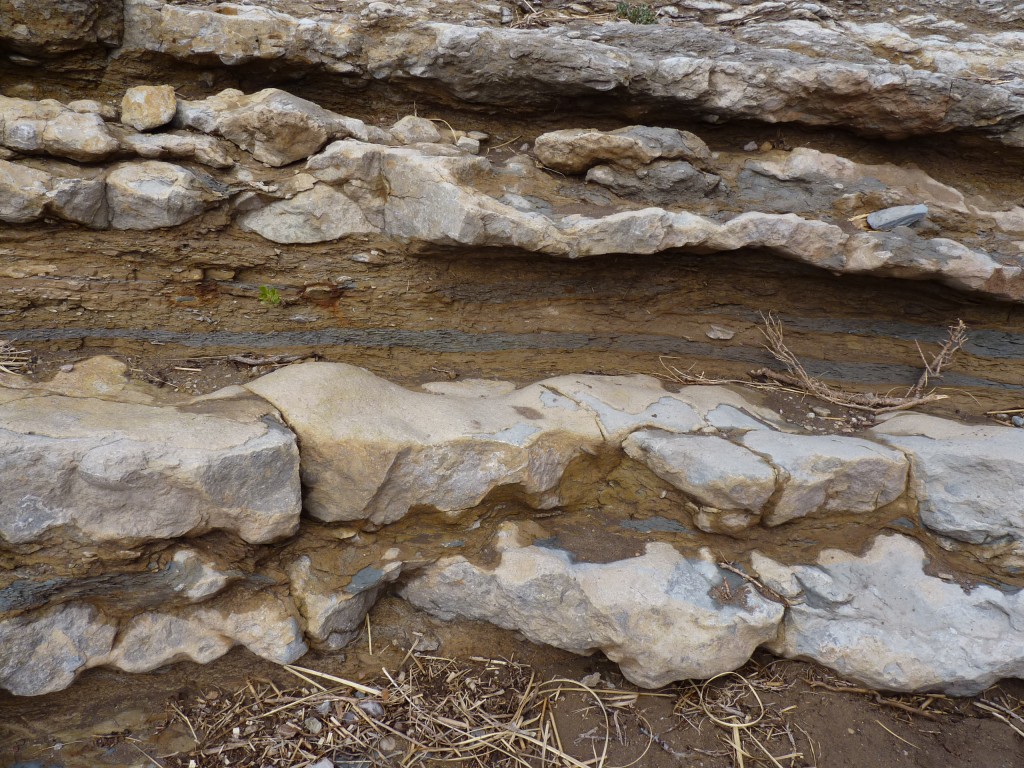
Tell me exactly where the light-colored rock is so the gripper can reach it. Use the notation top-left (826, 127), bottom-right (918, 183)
top-left (0, 0), bottom-right (122, 55)
top-left (391, 115), bottom-right (443, 145)
top-left (0, 603), bottom-right (117, 696)
top-left (67, 99), bottom-right (118, 119)
top-left (0, 388), bottom-right (301, 546)
top-left (175, 88), bottom-right (371, 166)
top-left (535, 126), bottom-right (710, 174)
top-left (456, 136), bottom-right (480, 154)
top-left (121, 85), bottom-right (177, 131)
top-left (168, 549), bottom-right (233, 602)
top-left (624, 431), bottom-right (776, 529)
top-left (124, 0), bottom-right (361, 74)
top-left (46, 176), bottom-right (109, 228)
top-left (105, 161), bottom-right (226, 229)
top-left (104, 589), bottom-right (307, 674)
top-left (237, 183), bottom-right (377, 243)
top-left (402, 522), bottom-right (785, 688)
top-left (0, 160), bottom-right (108, 227)
top-left (739, 431), bottom-right (908, 525)
top-left (123, 2), bottom-right (1024, 148)
top-left (120, 131), bottom-right (235, 168)
top-left (244, 363), bottom-right (604, 525)
top-left (0, 96), bottom-right (119, 161)
top-left (873, 414), bottom-right (1024, 546)
top-left (289, 555), bottom-right (402, 649)
top-left (0, 159), bottom-right (50, 223)
top-left (763, 534), bottom-right (1024, 694)
top-left (541, 374), bottom-right (704, 441)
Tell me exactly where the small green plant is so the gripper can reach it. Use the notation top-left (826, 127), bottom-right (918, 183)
top-left (616, 2), bottom-right (657, 24)
top-left (258, 285), bottom-right (282, 307)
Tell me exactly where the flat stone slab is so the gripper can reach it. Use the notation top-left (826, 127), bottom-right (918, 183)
top-left (0, 380), bottom-right (301, 546)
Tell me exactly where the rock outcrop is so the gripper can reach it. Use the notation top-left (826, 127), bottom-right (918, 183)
top-left (759, 535), bottom-right (1024, 695)
top-left (2, 361), bottom-right (1024, 696)
top-left (401, 522), bottom-right (786, 689)
top-left (3, 0), bottom-right (1024, 709)
top-left (0, 85), bottom-right (1019, 300)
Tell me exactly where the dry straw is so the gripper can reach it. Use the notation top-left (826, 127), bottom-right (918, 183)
top-left (168, 656), bottom-right (661, 768)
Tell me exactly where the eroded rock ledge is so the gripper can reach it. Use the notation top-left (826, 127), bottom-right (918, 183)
top-left (3, 359), bottom-right (1023, 697)
top-left (1, 85), bottom-right (1022, 302)
top-left (10, 0), bottom-right (1024, 145)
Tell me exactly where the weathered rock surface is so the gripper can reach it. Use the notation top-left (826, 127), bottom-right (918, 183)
top-left (0, 603), bottom-right (117, 696)
top-left (119, 1), bottom-right (1024, 147)
top-left (120, 84), bottom-right (177, 131)
top-left (759, 534), bottom-right (1024, 695)
top-left (0, 365), bottom-right (301, 546)
top-left (401, 522), bottom-right (785, 688)
top-left (244, 362), bottom-right (605, 525)
top-left (0, 84), bottom-right (1020, 301)
top-left (119, 131), bottom-right (235, 169)
top-left (739, 431), bottom-right (907, 526)
top-left (0, 0), bottom-right (122, 55)
top-left (106, 161), bottom-right (226, 229)
top-left (872, 414), bottom-right (1024, 549)
top-left (624, 431), bottom-right (777, 531)
top-left (1, 363), bottom-right (1024, 696)
top-left (174, 88), bottom-right (375, 166)
top-left (289, 554), bottom-right (402, 650)
top-left (0, 96), bottom-right (120, 162)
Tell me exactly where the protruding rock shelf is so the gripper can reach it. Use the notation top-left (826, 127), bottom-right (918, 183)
top-left (1, 85), bottom-right (1023, 301)
top-left (2, 360), bottom-right (1024, 697)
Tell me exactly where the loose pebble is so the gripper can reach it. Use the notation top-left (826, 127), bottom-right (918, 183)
top-left (866, 204), bottom-right (928, 231)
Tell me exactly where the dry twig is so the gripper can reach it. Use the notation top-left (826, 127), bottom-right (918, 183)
top-left (0, 340), bottom-right (32, 375)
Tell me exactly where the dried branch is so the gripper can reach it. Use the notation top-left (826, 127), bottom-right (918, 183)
top-left (751, 312), bottom-right (958, 414)
top-left (0, 340), bottom-right (32, 376)
top-left (659, 314), bottom-right (968, 416)
top-left (907, 319), bottom-right (967, 399)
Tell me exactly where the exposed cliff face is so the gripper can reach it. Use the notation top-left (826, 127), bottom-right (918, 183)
top-left (2, 0), bottom-right (1024, 717)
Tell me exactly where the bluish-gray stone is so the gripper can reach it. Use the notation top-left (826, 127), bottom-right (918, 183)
top-left (866, 204), bottom-right (928, 231)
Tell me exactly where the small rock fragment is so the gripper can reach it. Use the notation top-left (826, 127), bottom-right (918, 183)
top-left (866, 203), bottom-right (928, 231)
top-left (1012, 415), bottom-right (1024, 428)
top-left (121, 85), bottom-right (177, 132)
top-left (705, 325), bottom-right (735, 340)
top-left (744, 141), bottom-right (758, 151)
top-left (456, 136), bottom-right (480, 154)
top-left (390, 115), bottom-right (442, 145)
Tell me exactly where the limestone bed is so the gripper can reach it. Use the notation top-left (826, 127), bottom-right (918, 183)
top-left (2, 3), bottom-right (1024, 762)
top-left (3, 357), bottom-right (1023, 700)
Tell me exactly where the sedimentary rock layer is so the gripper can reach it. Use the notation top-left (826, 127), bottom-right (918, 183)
top-left (3, 361), bottom-right (1024, 696)
top-left (1, 86), bottom-right (1021, 301)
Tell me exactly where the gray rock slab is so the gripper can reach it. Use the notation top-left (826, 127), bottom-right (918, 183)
top-left (867, 204), bottom-right (929, 231)
top-left (740, 431), bottom-right (908, 525)
top-left (623, 431), bottom-right (776, 517)
top-left (0, 389), bottom-right (301, 546)
top-left (106, 161), bottom-right (225, 229)
top-left (244, 363), bottom-right (603, 525)
top-left (761, 534), bottom-right (1024, 694)
top-left (402, 523), bottom-right (784, 688)
top-left (873, 414), bottom-right (1024, 546)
